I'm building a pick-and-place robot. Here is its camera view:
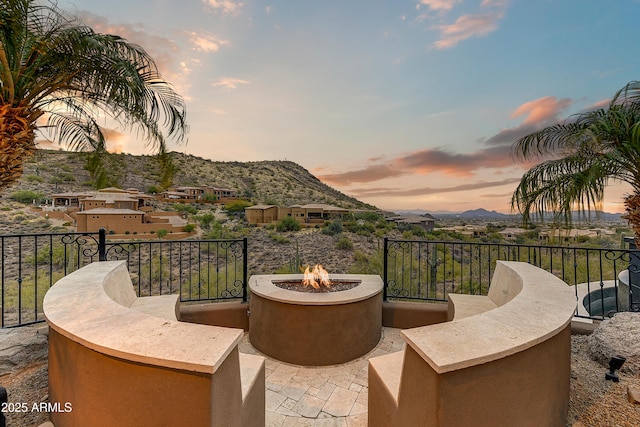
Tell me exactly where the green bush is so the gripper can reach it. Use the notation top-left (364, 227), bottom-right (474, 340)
top-left (269, 232), bottom-right (291, 244)
top-left (336, 235), bottom-right (354, 250)
top-left (24, 174), bottom-right (45, 183)
top-left (322, 219), bottom-right (343, 235)
top-left (184, 224), bottom-right (196, 233)
top-left (9, 190), bottom-right (44, 204)
top-left (197, 213), bottom-right (215, 229)
top-left (172, 203), bottom-right (198, 215)
top-left (276, 216), bottom-right (300, 232)
top-left (225, 199), bottom-right (252, 214)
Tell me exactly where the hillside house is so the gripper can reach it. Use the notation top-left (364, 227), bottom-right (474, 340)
top-left (386, 214), bottom-right (435, 232)
top-left (157, 186), bottom-right (237, 203)
top-left (538, 228), bottom-right (614, 242)
top-left (48, 188), bottom-right (190, 237)
top-left (498, 227), bottom-right (529, 240)
top-left (245, 203), bottom-right (349, 226)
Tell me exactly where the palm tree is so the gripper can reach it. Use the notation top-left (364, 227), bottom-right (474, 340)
top-left (511, 81), bottom-right (640, 238)
top-left (0, 0), bottom-right (187, 191)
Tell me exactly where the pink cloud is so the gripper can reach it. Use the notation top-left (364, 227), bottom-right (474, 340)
top-left (349, 178), bottom-right (522, 198)
top-left (510, 96), bottom-right (572, 126)
top-left (318, 144), bottom-right (526, 186)
top-left (417, 0), bottom-right (461, 11)
top-left (203, 0), bottom-right (243, 15)
top-left (318, 164), bottom-right (405, 185)
top-left (77, 13), bottom-right (181, 79)
top-left (188, 31), bottom-right (229, 52)
top-left (433, 12), bottom-right (503, 49)
top-left (212, 77), bottom-right (250, 89)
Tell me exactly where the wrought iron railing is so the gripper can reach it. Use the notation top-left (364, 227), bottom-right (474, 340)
top-left (383, 238), bottom-right (640, 320)
top-left (1, 229), bottom-right (247, 328)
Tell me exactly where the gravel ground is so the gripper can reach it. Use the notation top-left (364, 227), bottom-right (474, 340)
top-left (1, 331), bottom-right (639, 427)
top-left (568, 335), bottom-right (640, 426)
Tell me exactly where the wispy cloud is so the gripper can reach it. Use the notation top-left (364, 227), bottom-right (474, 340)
top-left (319, 144), bottom-right (517, 186)
top-left (349, 178), bottom-right (521, 198)
top-left (318, 164), bottom-right (405, 185)
top-left (212, 77), bottom-right (250, 89)
top-left (433, 11), bottom-right (504, 49)
top-left (321, 93), bottom-right (569, 187)
top-left (203, 0), bottom-right (243, 15)
top-left (417, 0), bottom-right (461, 11)
top-left (485, 96), bottom-right (572, 146)
top-left (510, 96), bottom-right (571, 126)
top-left (188, 31), bottom-right (229, 52)
top-left (77, 12), bottom-right (180, 77)
top-left (415, 0), bottom-right (509, 49)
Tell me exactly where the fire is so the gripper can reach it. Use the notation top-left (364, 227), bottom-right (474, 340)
top-left (302, 264), bottom-right (331, 289)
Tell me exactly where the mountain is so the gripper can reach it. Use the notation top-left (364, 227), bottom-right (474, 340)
top-left (4, 150), bottom-right (375, 210)
top-left (458, 208), bottom-right (513, 219)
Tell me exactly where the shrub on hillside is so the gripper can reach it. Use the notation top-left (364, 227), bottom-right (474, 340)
top-left (9, 190), bottom-right (45, 204)
top-left (336, 235), bottom-right (354, 250)
top-left (225, 200), bottom-right (252, 214)
top-left (276, 216), bottom-right (300, 232)
top-left (322, 219), bottom-right (343, 236)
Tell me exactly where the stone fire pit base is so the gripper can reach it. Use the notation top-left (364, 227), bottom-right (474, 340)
top-left (249, 274), bottom-right (383, 366)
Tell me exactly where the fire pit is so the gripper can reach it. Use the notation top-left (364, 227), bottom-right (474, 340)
top-left (249, 267), bottom-right (383, 366)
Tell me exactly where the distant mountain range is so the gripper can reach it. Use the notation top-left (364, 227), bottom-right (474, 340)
top-left (395, 208), bottom-right (624, 221)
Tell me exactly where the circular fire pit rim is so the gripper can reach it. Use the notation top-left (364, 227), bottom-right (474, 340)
top-left (249, 274), bottom-right (383, 306)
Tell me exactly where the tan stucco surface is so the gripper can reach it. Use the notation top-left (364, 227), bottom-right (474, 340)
top-left (401, 261), bottom-right (577, 374)
top-left (43, 261), bottom-right (243, 374)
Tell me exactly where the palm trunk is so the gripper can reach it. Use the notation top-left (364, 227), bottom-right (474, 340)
top-left (0, 104), bottom-right (37, 191)
top-left (624, 192), bottom-right (640, 244)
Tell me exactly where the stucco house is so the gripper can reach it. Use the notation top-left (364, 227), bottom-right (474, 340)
top-left (157, 186), bottom-right (237, 203)
top-left (245, 203), bottom-right (349, 226)
top-left (49, 187), bottom-right (190, 237)
top-left (386, 214), bottom-right (436, 232)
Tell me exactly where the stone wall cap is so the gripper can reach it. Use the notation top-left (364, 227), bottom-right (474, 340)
top-left (43, 261), bottom-right (242, 375)
top-left (401, 261), bottom-right (577, 374)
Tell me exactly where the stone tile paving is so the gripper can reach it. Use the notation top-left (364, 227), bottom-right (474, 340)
top-left (239, 327), bottom-right (405, 427)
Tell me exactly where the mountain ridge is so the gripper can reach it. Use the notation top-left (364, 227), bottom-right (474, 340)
top-left (4, 150), bottom-right (375, 210)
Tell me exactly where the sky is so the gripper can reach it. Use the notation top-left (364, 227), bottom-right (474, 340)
top-left (53, 0), bottom-right (640, 213)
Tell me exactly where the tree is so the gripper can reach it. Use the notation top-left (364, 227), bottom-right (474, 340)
top-left (0, 0), bottom-right (187, 191)
top-left (511, 81), bottom-right (640, 238)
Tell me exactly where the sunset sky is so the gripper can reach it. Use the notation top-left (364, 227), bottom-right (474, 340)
top-left (58, 0), bottom-right (640, 213)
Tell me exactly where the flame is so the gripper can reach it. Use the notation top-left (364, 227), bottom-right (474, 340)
top-left (302, 264), bottom-right (331, 289)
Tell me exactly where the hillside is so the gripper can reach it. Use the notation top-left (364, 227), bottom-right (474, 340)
top-left (3, 150), bottom-right (375, 210)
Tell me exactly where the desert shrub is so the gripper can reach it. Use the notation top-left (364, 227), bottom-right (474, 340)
top-left (276, 216), bottom-right (300, 232)
top-left (336, 235), bottom-right (354, 250)
top-left (147, 185), bottom-right (162, 194)
top-left (197, 213), bottom-right (215, 229)
top-left (9, 190), bottom-right (44, 204)
top-left (172, 203), bottom-right (198, 215)
top-left (322, 219), bottom-right (343, 236)
top-left (225, 200), bottom-right (252, 214)
top-left (156, 229), bottom-right (168, 238)
top-left (183, 224), bottom-right (196, 232)
top-left (203, 221), bottom-right (237, 239)
top-left (24, 174), bottom-right (45, 183)
top-left (269, 232), bottom-right (290, 244)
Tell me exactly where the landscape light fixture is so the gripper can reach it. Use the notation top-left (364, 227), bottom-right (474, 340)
top-left (605, 355), bottom-right (626, 382)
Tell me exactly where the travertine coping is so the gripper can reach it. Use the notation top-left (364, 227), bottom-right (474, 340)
top-left (401, 261), bottom-right (577, 374)
top-left (43, 261), bottom-right (242, 374)
top-left (249, 274), bottom-right (383, 305)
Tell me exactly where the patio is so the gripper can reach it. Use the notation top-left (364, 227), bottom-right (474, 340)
top-left (238, 328), bottom-right (405, 426)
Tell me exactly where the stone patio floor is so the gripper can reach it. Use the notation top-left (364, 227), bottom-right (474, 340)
top-left (238, 327), bottom-right (405, 427)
